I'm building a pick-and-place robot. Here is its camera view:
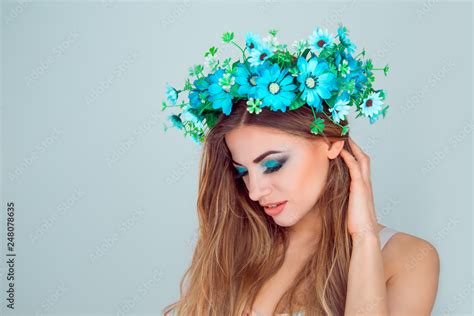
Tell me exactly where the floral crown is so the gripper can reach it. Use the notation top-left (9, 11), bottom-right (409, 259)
top-left (162, 24), bottom-right (390, 145)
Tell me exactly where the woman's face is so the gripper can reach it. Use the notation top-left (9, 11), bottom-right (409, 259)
top-left (224, 125), bottom-right (343, 227)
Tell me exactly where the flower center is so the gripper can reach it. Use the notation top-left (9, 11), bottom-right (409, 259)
top-left (305, 77), bottom-right (317, 89)
top-left (317, 39), bottom-right (326, 47)
top-left (249, 75), bottom-right (257, 86)
top-left (249, 43), bottom-right (254, 49)
top-left (366, 99), bottom-right (373, 107)
top-left (259, 53), bottom-right (267, 61)
top-left (268, 82), bottom-right (280, 94)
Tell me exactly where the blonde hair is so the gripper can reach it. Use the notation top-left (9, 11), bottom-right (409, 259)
top-left (163, 99), bottom-right (356, 316)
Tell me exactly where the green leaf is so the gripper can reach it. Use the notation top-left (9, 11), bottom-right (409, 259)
top-left (365, 59), bottom-right (373, 71)
top-left (268, 50), bottom-right (295, 68)
top-left (222, 57), bottom-right (232, 69)
top-left (341, 125), bottom-right (349, 136)
top-left (378, 89), bottom-right (386, 100)
top-left (222, 31), bottom-right (234, 43)
top-left (229, 84), bottom-right (241, 97)
top-left (268, 29), bottom-right (279, 37)
top-left (381, 104), bottom-right (389, 118)
top-left (301, 48), bottom-right (311, 59)
top-left (209, 46), bottom-right (218, 56)
top-left (367, 73), bottom-right (375, 83)
top-left (161, 101), bottom-right (168, 111)
top-left (318, 44), bottom-right (337, 59)
top-left (184, 78), bottom-right (193, 91)
top-left (339, 79), bottom-right (355, 95)
top-left (289, 97), bottom-right (305, 110)
top-left (288, 66), bottom-right (299, 76)
top-left (204, 112), bottom-right (219, 128)
top-left (310, 117), bottom-right (325, 134)
top-left (195, 64), bottom-right (204, 75)
top-left (326, 93), bottom-right (339, 107)
top-left (189, 64), bottom-right (204, 77)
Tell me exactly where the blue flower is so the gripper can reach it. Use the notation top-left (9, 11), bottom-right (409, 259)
top-left (368, 111), bottom-right (382, 124)
top-left (248, 42), bottom-right (274, 67)
top-left (235, 62), bottom-right (267, 99)
top-left (207, 69), bottom-right (234, 115)
top-left (335, 51), bottom-right (368, 94)
top-left (166, 83), bottom-right (178, 105)
top-left (296, 56), bottom-right (338, 112)
top-left (189, 77), bottom-right (210, 108)
top-left (308, 27), bottom-right (334, 52)
top-left (346, 70), bottom-right (368, 94)
top-left (245, 32), bottom-right (262, 50)
top-left (168, 114), bottom-right (184, 130)
top-left (328, 92), bottom-right (352, 123)
top-left (181, 106), bottom-right (205, 130)
top-left (255, 63), bottom-right (297, 112)
top-left (360, 91), bottom-right (383, 119)
top-left (337, 25), bottom-right (357, 54)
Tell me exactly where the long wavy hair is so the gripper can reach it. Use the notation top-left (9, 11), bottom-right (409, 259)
top-left (163, 99), bottom-right (356, 316)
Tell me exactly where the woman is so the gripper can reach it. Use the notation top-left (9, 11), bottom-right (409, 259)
top-left (162, 26), bottom-right (440, 315)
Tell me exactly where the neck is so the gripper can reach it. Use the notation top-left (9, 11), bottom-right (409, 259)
top-left (286, 206), bottom-right (322, 250)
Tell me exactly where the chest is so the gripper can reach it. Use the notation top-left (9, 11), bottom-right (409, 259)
top-left (250, 256), bottom-right (307, 315)
top-left (250, 250), bottom-right (395, 316)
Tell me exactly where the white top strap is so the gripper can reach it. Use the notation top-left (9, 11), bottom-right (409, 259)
top-left (379, 226), bottom-right (398, 249)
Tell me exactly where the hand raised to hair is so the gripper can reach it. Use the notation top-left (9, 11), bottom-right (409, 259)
top-left (339, 137), bottom-right (378, 238)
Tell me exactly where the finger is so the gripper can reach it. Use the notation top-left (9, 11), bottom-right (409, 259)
top-left (347, 138), bottom-right (374, 201)
top-left (339, 148), bottom-right (363, 182)
top-left (347, 137), bottom-right (371, 183)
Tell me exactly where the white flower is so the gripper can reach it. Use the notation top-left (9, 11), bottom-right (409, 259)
top-left (218, 73), bottom-right (235, 92)
top-left (262, 35), bottom-right (279, 51)
top-left (292, 39), bottom-right (308, 54)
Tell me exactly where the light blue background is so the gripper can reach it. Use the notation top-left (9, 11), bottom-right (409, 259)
top-left (1, 1), bottom-right (472, 315)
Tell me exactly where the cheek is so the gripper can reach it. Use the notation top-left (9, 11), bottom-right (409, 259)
top-left (284, 155), bottom-right (329, 206)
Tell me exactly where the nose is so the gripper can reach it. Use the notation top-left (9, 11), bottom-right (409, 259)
top-left (246, 171), bottom-right (271, 202)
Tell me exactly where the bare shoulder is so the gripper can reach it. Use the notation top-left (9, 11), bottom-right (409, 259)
top-left (381, 230), bottom-right (440, 314)
top-left (383, 231), bottom-right (439, 277)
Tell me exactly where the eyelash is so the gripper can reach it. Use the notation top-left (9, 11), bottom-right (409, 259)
top-left (233, 162), bottom-right (284, 180)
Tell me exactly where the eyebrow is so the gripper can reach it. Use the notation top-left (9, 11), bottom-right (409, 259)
top-left (232, 150), bottom-right (284, 166)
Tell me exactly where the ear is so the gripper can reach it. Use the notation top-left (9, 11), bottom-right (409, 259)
top-left (327, 139), bottom-right (345, 160)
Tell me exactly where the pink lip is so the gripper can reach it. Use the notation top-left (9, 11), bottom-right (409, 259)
top-left (263, 201), bottom-right (287, 216)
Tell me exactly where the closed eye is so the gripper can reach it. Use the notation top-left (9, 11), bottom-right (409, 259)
top-left (233, 163), bottom-right (284, 180)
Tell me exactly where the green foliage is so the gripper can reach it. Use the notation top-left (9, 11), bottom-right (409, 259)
top-left (318, 43), bottom-right (338, 59)
top-left (222, 31), bottom-right (234, 43)
top-left (381, 104), bottom-right (390, 118)
top-left (268, 50), bottom-right (295, 68)
top-left (204, 112), bottom-right (219, 128)
top-left (325, 93), bottom-right (338, 108)
top-left (268, 29), bottom-right (279, 37)
top-left (188, 64), bottom-right (204, 77)
top-left (289, 97), bottom-right (305, 110)
top-left (184, 79), bottom-right (193, 91)
top-left (310, 117), bottom-right (325, 135)
top-left (204, 46), bottom-right (218, 57)
top-left (341, 125), bottom-right (349, 136)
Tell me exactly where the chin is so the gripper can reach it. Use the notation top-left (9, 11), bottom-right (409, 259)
top-left (272, 212), bottom-right (301, 227)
